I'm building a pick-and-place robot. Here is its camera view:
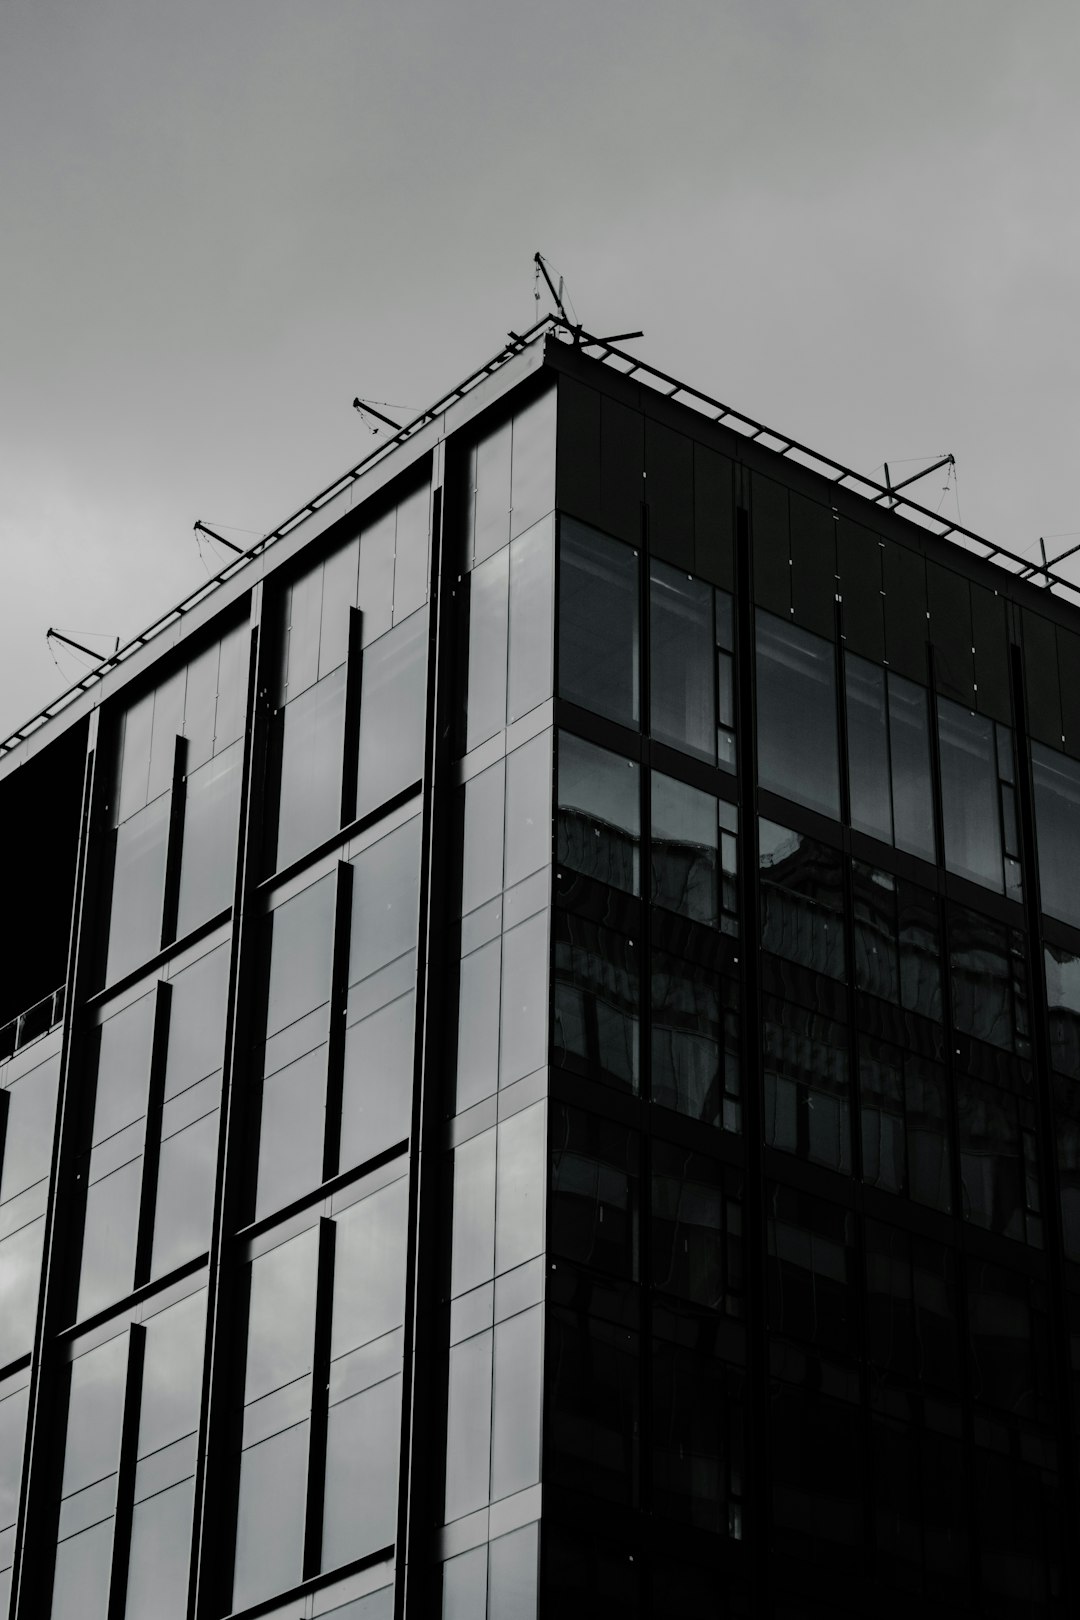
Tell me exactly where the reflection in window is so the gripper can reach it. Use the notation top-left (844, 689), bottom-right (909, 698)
top-left (559, 519), bottom-right (639, 728)
top-left (767, 1183), bottom-right (855, 1358)
top-left (759, 819), bottom-right (845, 981)
top-left (965, 1260), bottom-right (1048, 1420)
top-left (557, 732), bottom-right (640, 894)
top-left (770, 1383), bottom-right (862, 1563)
top-left (948, 903), bottom-right (1029, 1056)
top-left (864, 1222), bottom-right (960, 1391)
top-left (651, 773), bottom-right (736, 933)
top-left (937, 700), bottom-right (1021, 899)
top-left (0, 1372), bottom-right (29, 1607)
top-left (357, 609), bottom-right (428, 819)
top-left (547, 1267), bottom-right (639, 1504)
top-left (763, 995), bottom-right (850, 1174)
top-left (845, 654), bottom-right (935, 860)
top-left (1032, 743), bottom-right (1080, 930)
top-left (272, 666), bottom-right (346, 872)
top-left (461, 387), bottom-right (555, 566)
top-left (652, 1142), bottom-right (742, 1315)
top-left (756, 611), bottom-right (839, 818)
top-left (957, 1063), bottom-right (1041, 1247)
top-left (176, 740), bottom-right (242, 936)
top-left (652, 1305), bottom-right (744, 1536)
top-left (462, 515), bottom-right (554, 752)
top-left (651, 949), bottom-right (739, 1131)
top-left (852, 862), bottom-right (941, 1021)
top-left (650, 561), bottom-right (735, 768)
top-left (1047, 947), bottom-right (1080, 1261)
top-left (859, 1038), bottom-right (951, 1211)
top-left (105, 795), bottom-right (171, 984)
top-left (50, 1330), bottom-right (128, 1620)
top-left (554, 911), bottom-right (639, 1091)
top-left (550, 1104), bottom-right (639, 1280)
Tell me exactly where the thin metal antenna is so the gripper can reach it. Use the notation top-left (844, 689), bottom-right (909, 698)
top-left (194, 520), bottom-right (244, 556)
top-left (46, 628), bottom-right (113, 662)
top-left (352, 398), bottom-right (402, 433)
top-left (881, 453), bottom-right (954, 507)
top-left (534, 252), bottom-right (569, 322)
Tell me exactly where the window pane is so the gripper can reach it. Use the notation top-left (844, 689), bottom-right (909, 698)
top-left (176, 740), bottom-right (242, 937)
top-left (91, 992), bottom-right (155, 1147)
top-left (554, 912), bottom-right (638, 1091)
top-left (77, 1154), bottom-right (141, 1319)
top-left (51, 1520), bottom-right (113, 1620)
top-left (460, 761), bottom-right (504, 916)
top-left (358, 509), bottom-right (395, 645)
top-left (274, 667), bottom-right (346, 871)
top-left (444, 1332), bottom-right (492, 1521)
top-left (322, 1376), bottom-right (400, 1567)
top-left (487, 1522), bottom-right (539, 1620)
top-left (888, 672), bottom-right (935, 861)
top-left (331, 1177), bottom-right (408, 1357)
top-left (650, 561), bottom-right (715, 761)
top-left (510, 385), bottom-right (556, 539)
top-left (165, 944), bottom-right (228, 1100)
top-left (490, 1306), bottom-right (542, 1500)
top-left (125, 1477), bottom-right (193, 1620)
top-left (465, 547), bottom-right (509, 753)
top-left (937, 700), bottom-right (1002, 892)
top-left (106, 795), bottom-right (170, 983)
top-left (350, 819), bottom-right (421, 986)
top-left (1033, 743), bottom-right (1080, 930)
top-left (357, 609), bottom-right (427, 819)
top-left (759, 819), bottom-right (845, 981)
top-left (499, 911), bottom-right (548, 1086)
top-left (557, 733), bottom-right (639, 894)
top-left (549, 1104), bottom-right (638, 1280)
top-left (265, 875), bottom-right (336, 1041)
top-left (651, 1142), bottom-right (739, 1312)
top-left (0, 1380), bottom-right (28, 1541)
top-left (0, 1052), bottom-right (59, 1202)
top-left (651, 951), bottom-right (738, 1131)
top-left (245, 1228), bottom-right (318, 1403)
top-left (341, 990), bottom-right (414, 1168)
top-left (764, 996), bottom-right (850, 1174)
top-left (559, 519), bottom-right (639, 728)
top-left (152, 1100), bottom-right (217, 1274)
top-left (1046, 945), bottom-right (1080, 1077)
top-left (845, 654), bottom-right (891, 843)
top-left (255, 1045), bottom-right (326, 1218)
top-left (651, 773), bottom-right (719, 927)
top-left (393, 483), bottom-right (431, 623)
top-left (0, 1214), bottom-right (45, 1364)
top-left (61, 1333), bottom-right (127, 1500)
top-left (504, 733), bottom-right (550, 891)
top-left (494, 1102), bottom-right (545, 1276)
top-left (756, 611), bottom-right (839, 818)
top-left (507, 515), bottom-right (554, 724)
top-left (232, 1421), bottom-right (308, 1609)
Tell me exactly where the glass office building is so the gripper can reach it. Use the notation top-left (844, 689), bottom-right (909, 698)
top-left (2, 318), bottom-right (1080, 1618)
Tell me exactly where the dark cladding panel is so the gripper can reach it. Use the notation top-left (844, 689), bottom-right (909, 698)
top-left (1058, 625), bottom-right (1080, 758)
top-left (882, 540), bottom-right (928, 682)
top-left (1022, 609), bottom-right (1062, 747)
top-left (970, 583), bottom-right (1011, 723)
top-left (600, 395), bottom-right (644, 544)
top-left (837, 519), bottom-right (885, 662)
top-left (555, 375), bottom-right (602, 528)
top-left (644, 418), bottom-right (693, 569)
top-left (751, 472), bottom-right (790, 617)
top-left (692, 442), bottom-right (734, 588)
top-left (926, 561), bottom-right (974, 706)
top-left (789, 493), bottom-right (836, 640)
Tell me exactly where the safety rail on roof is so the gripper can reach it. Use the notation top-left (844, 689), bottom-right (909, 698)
top-left (5, 313), bottom-right (1077, 760)
top-left (0, 984), bottom-right (66, 1064)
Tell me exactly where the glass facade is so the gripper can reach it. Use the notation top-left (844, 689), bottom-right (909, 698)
top-left (2, 341), bottom-right (1080, 1619)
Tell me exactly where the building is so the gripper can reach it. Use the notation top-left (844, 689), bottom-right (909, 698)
top-left (1, 315), bottom-right (1080, 1620)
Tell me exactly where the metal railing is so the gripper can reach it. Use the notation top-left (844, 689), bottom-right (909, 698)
top-left (0, 984), bottom-right (66, 1064)
top-left (5, 313), bottom-right (1077, 761)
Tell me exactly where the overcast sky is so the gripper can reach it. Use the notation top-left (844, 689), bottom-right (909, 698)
top-left (3, 1), bottom-right (1079, 740)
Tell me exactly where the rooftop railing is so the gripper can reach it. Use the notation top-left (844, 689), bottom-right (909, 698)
top-left (0, 984), bottom-right (66, 1064)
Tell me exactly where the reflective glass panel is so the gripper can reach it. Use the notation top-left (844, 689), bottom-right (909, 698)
top-left (889, 672), bottom-right (935, 861)
top-left (357, 608), bottom-right (427, 819)
top-left (1032, 743), bottom-right (1080, 930)
top-left (507, 514), bottom-right (554, 723)
top-left (756, 611), bottom-right (839, 818)
top-left (759, 819), bottom-right (846, 981)
top-left (559, 519), bottom-right (639, 728)
top-left (937, 699), bottom-right (1003, 892)
top-left (106, 795), bottom-right (170, 983)
top-left (651, 773), bottom-right (718, 927)
top-left (176, 739), bottom-right (242, 937)
top-left (557, 732), bottom-right (639, 894)
top-left (650, 561), bottom-right (715, 762)
top-left (274, 667), bottom-right (346, 872)
top-left (845, 655), bottom-right (891, 843)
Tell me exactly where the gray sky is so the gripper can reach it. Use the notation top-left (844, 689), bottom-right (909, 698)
top-left (3, 0), bottom-right (1079, 740)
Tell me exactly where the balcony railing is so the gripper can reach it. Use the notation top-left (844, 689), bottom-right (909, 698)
top-left (0, 984), bottom-right (66, 1063)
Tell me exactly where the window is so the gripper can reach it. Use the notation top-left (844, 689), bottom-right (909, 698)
top-left (356, 609), bottom-right (428, 819)
top-left (845, 654), bottom-right (935, 860)
top-left (557, 732), bottom-right (640, 895)
top-left (763, 995), bottom-right (850, 1174)
top-left (937, 700), bottom-right (1021, 898)
top-left (1032, 742), bottom-right (1080, 929)
top-left (550, 1104), bottom-right (639, 1280)
top-left (651, 949), bottom-right (739, 1131)
top-left (559, 519), bottom-right (639, 728)
top-left (759, 819), bottom-right (845, 981)
top-left (651, 773), bottom-right (736, 933)
top-left (756, 611), bottom-right (839, 818)
top-left (859, 1037), bottom-right (951, 1212)
top-left (554, 910), bottom-right (639, 1091)
top-left (0, 1050), bottom-right (59, 1364)
top-left (649, 561), bottom-right (735, 768)
top-left (852, 862), bottom-right (941, 1023)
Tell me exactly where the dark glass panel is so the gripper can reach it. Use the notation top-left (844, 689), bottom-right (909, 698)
top-left (506, 514), bottom-right (554, 723)
top-left (860, 1039), bottom-right (951, 1212)
top-left (558, 518), bottom-right (639, 728)
top-left (652, 1141), bottom-right (740, 1313)
top-left (1053, 1070), bottom-right (1080, 1262)
top-left (274, 666), bottom-right (346, 871)
top-left (550, 1104), bottom-right (638, 1279)
top-left (1032, 742), bottom-right (1080, 929)
top-left (769, 1383), bottom-right (862, 1559)
top-left (898, 879), bottom-right (942, 1022)
top-left (889, 671), bottom-right (935, 860)
top-left (767, 1183), bottom-right (855, 1357)
top-left (557, 732), bottom-right (639, 895)
top-left (650, 772), bottom-right (718, 927)
top-left (957, 1066), bottom-right (1039, 1244)
top-left (949, 904), bottom-right (1027, 1055)
top-left (864, 1219), bottom-right (915, 1379)
top-left (759, 820), bottom-right (845, 981)
top-left (651, 1305), bottom-right (744, 1535)
top-left (966, 1260), bottom-right (1045, 1418)
top-left (554, 911), bottom-right (639, 1091)
top-left (651, 949), bottom-right (739, 1131)
top-left (756, 611), bottom-right (839, 818)
top-left (547, 1276), bottom-right (638, 1503)
top-left (853, 862), bottom-right (899, 1004)
top-left (357, 608), bottom-right (427, 818)
top-left (846, 654), bottom-right (892, 843)
top-left (106, 794), bottom-right (170, 982)
top-left (937, 698), bottom-right (1004, 892)
top-left (1045, 944), bottom-right (1080, 1077)
top-left (763, 995), bottom-right (850, 1173)
top-left (650, 560), bottom-right (715, 761)
top-left (176, 739), bottom-right (242, 936)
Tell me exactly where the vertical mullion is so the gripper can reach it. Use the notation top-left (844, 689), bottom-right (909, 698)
top-left (106, 1322), bottom-right (146, 1620)
top-left (190, 598), bottom-right (266, 1620)
top-left (302, 1217), bottom-right (336, 1581)
top-left (322, 862), bottom-right (354, 1184)
top-left (11, 713), bottom-right (101, 1620)
top-left (133, 981), bottom-right (173, 1288)
top-left (340, 608), bottom-right (364, 829)
top-left (161, 734), bottom-right (189, 949)
top-left (0, 1087), bottom-right (9, 1191)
